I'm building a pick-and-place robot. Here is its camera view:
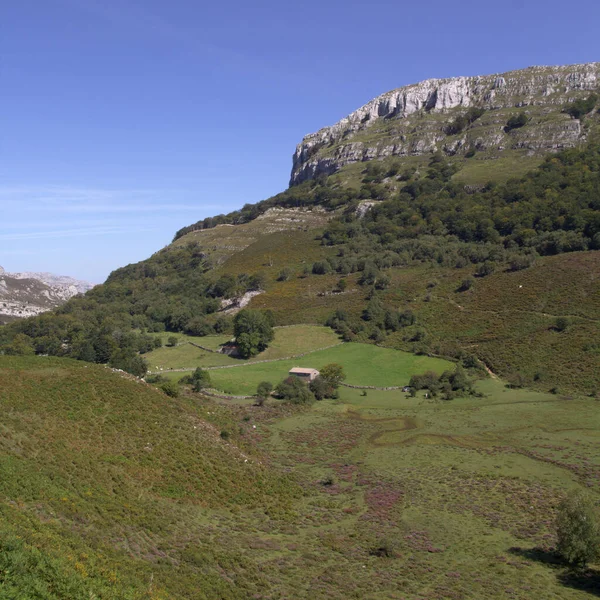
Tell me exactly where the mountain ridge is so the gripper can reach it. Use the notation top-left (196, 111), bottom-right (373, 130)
top-left (291, 62), bottom-right (600, 185)
top-left (0, 266), bottom-right (94, 322)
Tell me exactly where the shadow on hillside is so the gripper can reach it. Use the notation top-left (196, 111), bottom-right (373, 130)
top-left (558, 569), bottom-right (600, 597)
top-left (509, 547), bottom-right (600, 597)
top-left (508, 546), bottom-right (562, 566)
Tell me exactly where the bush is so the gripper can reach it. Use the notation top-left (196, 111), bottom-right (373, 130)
top-left (554, 316), bottom-right (570, 332)
top-left (505, 112), bottom-right (529, 132)
top-left (160, 380), bottom-right (180, 397)
top-left (256, 381), bottom-right (273, 402)
top-left (458, 277), bottom-right (474, 292)
top-left (312, 261), bottom-right (332, 275)
top-left (475, 262), bottom-right (495, 277)
top-left (277, 267), bottom-right (293, 282)
top-left (556, 490), bottom-right (600, 568)
top-left (274, 376), bottom-right (314, 404)
top-left (166, 336), bottom-right (178, 347)
top-left (565, 94), bottom-right (598, 119)
top-left (370, 538), bottom-right (399, 558)
top-left (309, 376), bottom-right (338, 400)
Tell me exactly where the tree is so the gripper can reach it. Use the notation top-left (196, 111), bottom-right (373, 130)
top-left (309, 376), bottom-right (337, 400)
top-left (166, 336), bottom-right (178, 347)
top-left (556, 490), bottom-right (600, 568)
top-left (2, 333), bottom-right (35, 356)
top-left (256, 380), bottom-right (273, 398)
top-left (320, 363), bottom-right (346, 388)
top-left (183, 367), bottom-right (211, 392)
top-left (109, 349), bottom-right (148, 377)
top-left (233, 309), bottom-right (275, 358)
top-left (256, 381), bottom-right (273, 405)
top-left (275, 376), bottom-right (314, 404)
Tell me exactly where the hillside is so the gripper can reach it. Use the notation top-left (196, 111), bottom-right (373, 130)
top-left (0, 355), bottom-right (298, 598)
top-left (1, 355), bottom-right (599, 599)
top-left (1, 62), bottom-right (599, 396)
top-left (291, 62), bottom-right (600, 185)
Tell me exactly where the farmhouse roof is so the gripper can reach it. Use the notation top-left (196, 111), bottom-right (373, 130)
top-left (289, 367), bottom-right (319, 374)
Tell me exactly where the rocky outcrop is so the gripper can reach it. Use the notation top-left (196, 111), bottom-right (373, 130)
top-left (291, 63), bottom-right (600, 185)
top-left (0, 267), bottom-right (94, 322)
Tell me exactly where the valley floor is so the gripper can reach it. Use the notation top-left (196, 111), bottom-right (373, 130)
top-left (215, 379), bottom-right (600, 599)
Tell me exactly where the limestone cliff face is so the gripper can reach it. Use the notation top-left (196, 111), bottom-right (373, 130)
top-left (0, 267), bottom-right (94, 322)
top-left (291, 63), bottom-right (600, 185)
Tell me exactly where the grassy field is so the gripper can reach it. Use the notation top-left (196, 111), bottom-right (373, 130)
top-left (145, 326), bottom-right (341, 372)
top-left (1, 355), bottom-right (598, 598)
top-left (205, 343), bottom-right (454, 395)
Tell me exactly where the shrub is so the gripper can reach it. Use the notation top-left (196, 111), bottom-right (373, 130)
top-left (554, 316), bottom-right (570, 332)
top-left (312, 261), bottom-right (332, 275)
top-left (556, 490), bottom-right (600, 568)
top-left (309, 376), bottom-right (338, 400)
top-left (370, 538), bottom-right (399, 558)
top-left (505, 112), bottom-right (529, 132)
top-left (274, 376), bottom-right (314, 404)
top-left (458, 277), bottom-right (474, 292)
top-left (160, 380), bottom-right (180, 397)
top-left (475, 262), bottom-right (495, 277)
top-left (277, 267), bottom-right (293, 282)
top-left (256, 380), bottom-right (273, 401)
top-left (565, 94), bottom-right (598, 119)
top-left (508, 254), bottom-right (536, 272)
top-left (166, 336), bottom-right (178, 347)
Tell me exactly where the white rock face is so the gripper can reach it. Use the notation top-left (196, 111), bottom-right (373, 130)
top-left (290, 63), bottom-right (600, 185)
top-left (0, 268), bottom-right (94, 321)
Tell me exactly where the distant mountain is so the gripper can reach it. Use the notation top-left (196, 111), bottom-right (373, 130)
top-left (0, 266), bottom-right (94, 323)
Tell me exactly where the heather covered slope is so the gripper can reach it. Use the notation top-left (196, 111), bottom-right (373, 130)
top-left (1, 356), bottom-right (599, 599)
top-left (0, 356), bottom-right (299, 598)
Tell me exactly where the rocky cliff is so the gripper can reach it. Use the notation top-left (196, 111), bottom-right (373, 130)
top-left (291, 63), bottom-right (600, 185)
top-left (0, 267), bottom-right (94, 322)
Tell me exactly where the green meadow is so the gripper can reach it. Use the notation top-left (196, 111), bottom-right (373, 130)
top-left (201, 342), bottom-right (454, 395)
top-left (144, 325), bottom-right (341, 372)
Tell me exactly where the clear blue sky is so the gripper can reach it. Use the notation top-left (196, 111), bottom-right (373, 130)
top-left (1, 0), bottom-right (598, 282)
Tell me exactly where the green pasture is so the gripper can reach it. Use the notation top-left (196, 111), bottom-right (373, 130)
top-left (145, 325), bottom-right (341, 372)
top-left (206, 343), bottom-right (454, 395)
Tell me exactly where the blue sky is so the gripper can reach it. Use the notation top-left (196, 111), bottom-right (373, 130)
top-left (1, 0), bottom-right (599, 282)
